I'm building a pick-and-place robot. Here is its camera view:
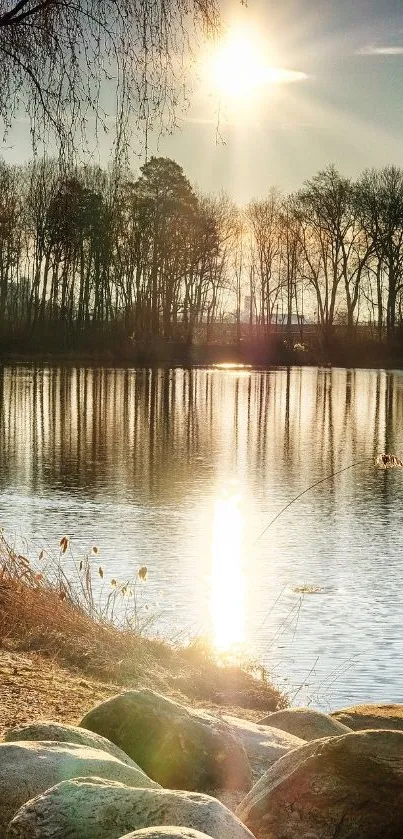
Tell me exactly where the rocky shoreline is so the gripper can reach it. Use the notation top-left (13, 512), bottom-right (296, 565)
top-left (1, 682), bottom-right (403, 838)
top-left (1, 535), bottom-right (402, 837)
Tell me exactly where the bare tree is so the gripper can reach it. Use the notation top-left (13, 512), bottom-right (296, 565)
top-left (246, 191), bottom-right (283, 329)
top-left (0, 160), bottom-right (24, 330)
top-left (279, 197), bottom-right (304, 332)
top-left (295, 166), bottom-right (352, 341)
top-left (355, 167), bottom-right (403, 337)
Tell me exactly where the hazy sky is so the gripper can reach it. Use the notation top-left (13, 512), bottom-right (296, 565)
top-left (3, 0), bottom-right (403, 202)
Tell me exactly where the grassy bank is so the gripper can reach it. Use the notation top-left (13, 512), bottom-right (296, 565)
top-left (0, 536), bottom-right (286, 731)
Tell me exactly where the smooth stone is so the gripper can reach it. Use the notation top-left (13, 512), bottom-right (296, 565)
top-left (4, 721), bottom-right (136, 767)
top-left (0, 741), bottom-right (156, 837)
top-left (331, 703), bottom-right (403, 731)
top-left (7, 777), bottom-right (256, 839)
top-left (258, 707), bottom-right (351, 740)
top-left (80, 689), bottom-right (252, 792)
top-left (221, 715), bottom-right (304, 779)
top-left (236, 729), bottom-right (403, 839)
top-left (118, 829), bottom-right (215, 839)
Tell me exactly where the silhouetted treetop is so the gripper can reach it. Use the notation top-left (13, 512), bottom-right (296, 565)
top-left (134, 156), bottom-right (197, 212)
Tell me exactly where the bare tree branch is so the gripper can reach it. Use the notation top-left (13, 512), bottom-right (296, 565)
top-left (0, 0), bottom-right (220, 157)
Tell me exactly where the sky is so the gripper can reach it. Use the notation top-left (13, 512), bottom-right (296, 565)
top-left (3, 0), bottom-right (403, 202)
top-left (156, 0), bottom-right (403, 201)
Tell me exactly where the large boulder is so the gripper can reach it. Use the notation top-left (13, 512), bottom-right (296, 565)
top-left (118, 829), bottom-right (214, 839)
top-left (4, 721), bottom-right (135, 767)
top-left (331, 703), bottom-right (403, 731)
top-left (0, 741), bottom-right (156, 837)
top-left (221, 715), bottom-right (304, 780)
top-left (236, 729), bottom-right (403, 839)
top-left (80, 690), bottom-right (252, 792)
top-left (258, 707), bottom-right (351, 740)
top-left (6, 777), bottom-right (256, 839)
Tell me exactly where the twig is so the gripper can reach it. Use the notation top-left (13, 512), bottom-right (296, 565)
top-left (291, 655), bottom-right (320, 703)
top-left (251, 459), bottom-right (368, 548)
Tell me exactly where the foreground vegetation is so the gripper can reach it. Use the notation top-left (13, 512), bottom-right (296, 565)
top-left (2, 158), bottom-right (403, 365)
top-left (0, 535), bottom-right (285, 713)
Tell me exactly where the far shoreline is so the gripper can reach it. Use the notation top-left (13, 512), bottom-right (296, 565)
top-left (1, 345), bottom-right (403, 372)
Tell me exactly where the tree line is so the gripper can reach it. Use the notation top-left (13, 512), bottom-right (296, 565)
top-left (1, 156), bottom-right (403, 354)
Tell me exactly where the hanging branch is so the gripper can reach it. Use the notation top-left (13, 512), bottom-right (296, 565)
top-left (0, 0), bottom-right (220, 158)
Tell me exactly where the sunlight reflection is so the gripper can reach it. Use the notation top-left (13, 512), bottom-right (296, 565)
top-left (212, 363), bottom-right (252, 377)
top-left (213, 363), bottom-right (252, 369)
top-left (211, 493), bottom-right (244, 652)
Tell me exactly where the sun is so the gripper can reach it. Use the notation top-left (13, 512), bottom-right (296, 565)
top-left (205, 28), bottom-right (307, 103)
top-left (209, 30), bottom-right (271, 99)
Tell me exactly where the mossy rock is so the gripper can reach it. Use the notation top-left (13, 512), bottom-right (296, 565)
top-left (80, 689), bottom-right (252, 792)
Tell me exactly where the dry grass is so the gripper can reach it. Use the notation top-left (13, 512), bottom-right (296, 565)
top-left (0, 535), bottom-right (286, 714)
top-left (375, 453), bottom-right (403, 468)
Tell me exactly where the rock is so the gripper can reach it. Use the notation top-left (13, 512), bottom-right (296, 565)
top-left (4, 721), bottom-right (135, 767)
top-left (236, 729), bottom-right (403, 839)
top-left (331, 703), bottom-right (403, 731)
top-left (258, 707), bottom-right (351, 740)
top-left (6, 777), bottom-right (256, 839)
top-left (80, 689), bottom-right (252, 792)
top-left (204, 790), bottom-right (245, 814)
top-left (0, 741), bottom-right (156, 837)
top-left (221, 715), bottom-right (304, 780)
top-left (118, 828), bottom-right (214, 839)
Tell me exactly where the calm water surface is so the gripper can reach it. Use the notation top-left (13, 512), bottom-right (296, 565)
top-left (1, 364), bottom-right (403, 710)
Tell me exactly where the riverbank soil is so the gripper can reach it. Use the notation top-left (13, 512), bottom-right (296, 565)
top-left (0, 648), bottom-right (118, 737)
top-left (0, 645), bottom-right (277, 738)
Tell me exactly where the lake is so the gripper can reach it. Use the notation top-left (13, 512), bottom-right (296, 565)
top-left (1, 363), bottom-right (403, 710)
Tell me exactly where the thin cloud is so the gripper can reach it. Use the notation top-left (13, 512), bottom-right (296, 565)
top-left (266, 69), bottom-right (309, 83)
top-left (358, 45), bottom-right (403, 56)
top-left (181, 115), bottom-right (314, 130)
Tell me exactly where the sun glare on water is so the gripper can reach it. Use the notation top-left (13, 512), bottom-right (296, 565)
top-left (211, 493), bottom-right (245, 652)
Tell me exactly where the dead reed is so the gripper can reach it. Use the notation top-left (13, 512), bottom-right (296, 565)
top-left (0, 534), bottom-right (285, 711)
